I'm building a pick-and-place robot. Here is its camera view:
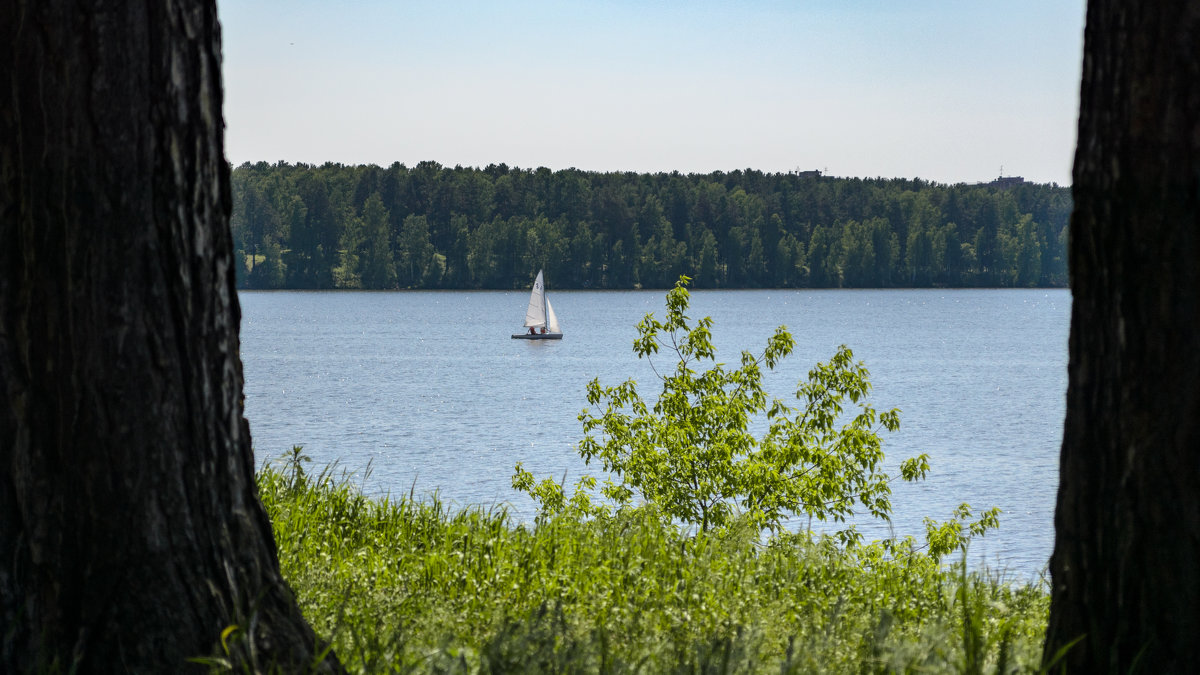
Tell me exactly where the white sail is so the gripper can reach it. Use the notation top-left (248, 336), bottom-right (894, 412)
top-left (523, 270), bottom-right (546, 327)
top-left (546, 297), bottom-right (560, 333)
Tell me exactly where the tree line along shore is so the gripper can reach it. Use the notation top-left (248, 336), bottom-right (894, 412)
top-left (231, 162), bottom-right (1070, 291)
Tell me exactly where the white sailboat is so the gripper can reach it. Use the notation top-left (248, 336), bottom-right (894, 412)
top-left (512, 269), bottom-right (563, 340)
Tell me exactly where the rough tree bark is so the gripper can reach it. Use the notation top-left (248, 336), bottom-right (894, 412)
top-left (0, 2), bottom-right (341, 672)
top-left (1045, 0), bottom-right (1200, 672)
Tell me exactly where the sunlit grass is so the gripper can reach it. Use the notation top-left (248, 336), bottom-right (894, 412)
top-left (257, 461), bottom-right (1049, 673)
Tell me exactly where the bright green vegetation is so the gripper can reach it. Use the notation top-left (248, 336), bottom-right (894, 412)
top-left (259, 461), bottom-right (1049, 673)
top-left (515, 277), bottom-right (998, 554)
top-left (247, 281), bottom-right (1049, 673)
top-left (231, 161), bottom-right (1069, 291)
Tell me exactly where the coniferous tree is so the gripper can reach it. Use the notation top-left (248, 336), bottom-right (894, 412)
top-left (334, 208), bottom-right (365, 288)
top-left (359, 192), bottom-right (398, 289)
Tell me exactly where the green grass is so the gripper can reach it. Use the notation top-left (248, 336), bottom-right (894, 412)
top-left (256, 463), bottom-right (1049, 674)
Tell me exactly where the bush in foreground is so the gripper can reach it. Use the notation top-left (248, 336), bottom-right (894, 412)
top-left (514, 276), bottom-right (999, 557)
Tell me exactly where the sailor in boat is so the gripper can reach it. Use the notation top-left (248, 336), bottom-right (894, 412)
top-left (529, 327), bottom-right (536, 335)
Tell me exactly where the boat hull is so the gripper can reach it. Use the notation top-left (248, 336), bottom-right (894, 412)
top-left (512, 333), bottom-right (563, 340)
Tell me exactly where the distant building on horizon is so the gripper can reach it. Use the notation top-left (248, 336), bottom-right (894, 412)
top-left (985, 174), bottom-right (1026, 189)
top-left (794, 169), bottom-right (822, 178)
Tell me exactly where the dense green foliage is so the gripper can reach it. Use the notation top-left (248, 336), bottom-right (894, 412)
top-left (249, 461), bottom-right (1049, 673)
top-left (230, 161), bottom-right (1070, 290)
top-left (515, 277), bottom-right (997, 556)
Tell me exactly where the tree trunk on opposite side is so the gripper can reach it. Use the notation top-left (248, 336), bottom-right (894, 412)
top-left (1045, 0), bottom-right (1200, 671)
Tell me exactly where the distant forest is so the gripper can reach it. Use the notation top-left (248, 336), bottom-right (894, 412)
top-left (230, 161), bottom-right (1070, 290)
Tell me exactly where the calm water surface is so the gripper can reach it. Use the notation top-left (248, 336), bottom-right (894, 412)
top-left (240, 289), bottom-right (1068, 578)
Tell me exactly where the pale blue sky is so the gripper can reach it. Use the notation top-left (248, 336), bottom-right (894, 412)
top-left (219, 1), bottom-right (1085, 185)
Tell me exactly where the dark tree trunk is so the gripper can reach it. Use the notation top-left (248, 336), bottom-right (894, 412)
top-left (0, 2), bottom-right (340, 672)
top-left (1045, 0), bottom-right (1200, 672)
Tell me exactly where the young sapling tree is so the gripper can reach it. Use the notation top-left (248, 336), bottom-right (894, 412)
top-left (515, 276), bottom-right (997, 557)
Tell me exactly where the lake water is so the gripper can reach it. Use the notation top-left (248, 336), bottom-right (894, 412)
top-left (240, 288), bottom-right (1068, 579)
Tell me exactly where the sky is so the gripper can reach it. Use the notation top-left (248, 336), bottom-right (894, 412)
top-left (219, 0), bottom-right (1086, 186)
